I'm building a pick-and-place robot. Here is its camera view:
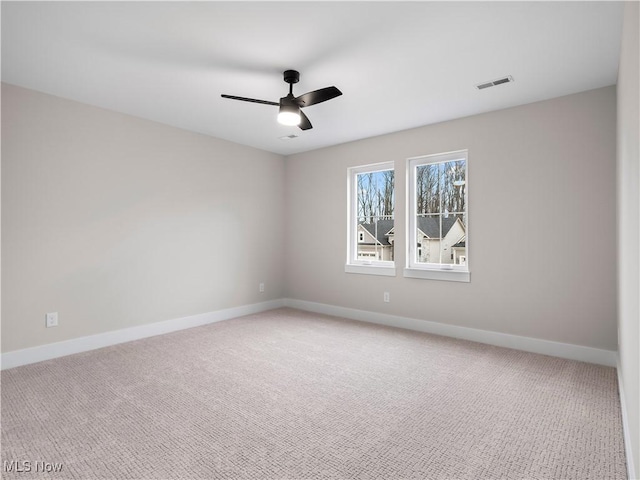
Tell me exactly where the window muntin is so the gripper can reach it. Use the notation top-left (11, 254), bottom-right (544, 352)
top-left (347, 163), bottom-right (395, 269)
top-left (408, 151), bottom-right (468, 272)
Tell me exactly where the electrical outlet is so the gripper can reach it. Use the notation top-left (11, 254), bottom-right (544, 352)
top-left (45, 312), bottom-right (58, 328)
top-left (383, 292), bottom-right (390, 303)
top-left (259, 283), bottom-right (265, 293)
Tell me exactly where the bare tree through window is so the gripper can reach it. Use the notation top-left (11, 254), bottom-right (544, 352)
top-left (414, 158), bottom-right (467, 266)
top-left (356, 169), bottom-right (395, 262)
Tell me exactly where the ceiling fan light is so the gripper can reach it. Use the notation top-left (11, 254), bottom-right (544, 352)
top-left (278, 104), bottom-right (301, 126)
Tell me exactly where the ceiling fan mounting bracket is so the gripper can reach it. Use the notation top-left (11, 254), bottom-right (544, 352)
top-left (283, 70), bottom-right (300, 85)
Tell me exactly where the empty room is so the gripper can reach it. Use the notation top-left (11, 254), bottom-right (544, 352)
top-left (1, 2), bottom-right (638, 479)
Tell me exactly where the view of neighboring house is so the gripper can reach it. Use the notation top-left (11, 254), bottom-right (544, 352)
top-left (357, 219), bottom-right (394, 261)
top-left (357, 217), bottom-right (466, 265)
top-left (416, 216), bottom-right (466, 265)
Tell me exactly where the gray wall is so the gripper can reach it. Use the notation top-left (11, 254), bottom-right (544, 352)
top-left (285, 86), bottom-right (617, 351)
top-left (1, 83), bottom-right (620, 357)
top-left (2, 83), bottom-right (285, 352)
top-left (617, 1), bottom-right (639, 474)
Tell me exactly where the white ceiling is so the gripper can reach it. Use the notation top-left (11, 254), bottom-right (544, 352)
top-left (1, 2), bottom-right (623, 155)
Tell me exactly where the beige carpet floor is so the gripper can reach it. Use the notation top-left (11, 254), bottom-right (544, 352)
top-left (1, 308), bottom-right (627, 479)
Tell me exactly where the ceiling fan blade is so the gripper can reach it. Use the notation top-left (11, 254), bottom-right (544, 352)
top-left (221, 94), bottom-right (279, 106)
top-left (295, 86), bottom-right (342, 107)
top-left (298, 110), bottom-right (313, 131)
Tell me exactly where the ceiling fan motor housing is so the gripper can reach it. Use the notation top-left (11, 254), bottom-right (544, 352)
top-left (283, 70), bottom-right (300, 84)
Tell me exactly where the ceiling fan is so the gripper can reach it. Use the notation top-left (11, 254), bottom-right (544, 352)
top-left (221, 70), bottom-right (342, 131)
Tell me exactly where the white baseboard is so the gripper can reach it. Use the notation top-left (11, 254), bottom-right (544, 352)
top-left (2, 297), bottom-right (617, 370)
top-left (1, 299), bottom-right (285, 370)
top-left (617, 356), bottom-right (637, 480)
top-left (283, 298), bottom-right (617, 367)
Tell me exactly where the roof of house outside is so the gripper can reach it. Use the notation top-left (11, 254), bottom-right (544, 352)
top-left (359, 216), bottom-right (465, 245)
top-left (359, 219), bottom-right (394, 245)
top-left (416, 216), bottom-right (461, 239)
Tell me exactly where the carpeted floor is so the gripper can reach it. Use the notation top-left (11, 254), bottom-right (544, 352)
top-left (1, 308), bottom-right (627, 479)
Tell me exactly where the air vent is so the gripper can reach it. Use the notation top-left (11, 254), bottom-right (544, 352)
top-left (475, 75), bottom-right (514, 90)
top-left (278, 134), bottom-right (299, 141)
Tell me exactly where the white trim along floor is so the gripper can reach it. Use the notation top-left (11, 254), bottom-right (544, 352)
top-left (2, 298), bottom-right (616, 370)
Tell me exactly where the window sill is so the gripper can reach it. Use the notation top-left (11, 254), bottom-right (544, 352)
top-left (345, 264), bottom-right (396, 277)
top-left (403, 267), bottom-right (470, 282)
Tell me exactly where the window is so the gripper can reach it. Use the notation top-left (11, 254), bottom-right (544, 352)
top-left (346, 162), bottom-right (395, 276)
top-left (405, 150), bottom-right (469, 282)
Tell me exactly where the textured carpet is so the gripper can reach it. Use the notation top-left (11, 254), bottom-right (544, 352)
top-left (1, 308), bottom-right (626, 479)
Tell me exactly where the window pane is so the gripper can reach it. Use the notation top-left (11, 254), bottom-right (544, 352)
top-left (356, 170), bottom-right (394, 221)
top-left (412, 155), bottom-right (467, 267)
top-left (357, 216), bottom-right (394, 261)
top-left (354, 168), bottom-right (394, 263)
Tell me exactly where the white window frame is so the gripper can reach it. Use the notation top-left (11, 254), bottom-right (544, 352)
top-left (345, 162), bottom-right (396, 277)
top-left (404, 150), bottom-right (470, 282)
